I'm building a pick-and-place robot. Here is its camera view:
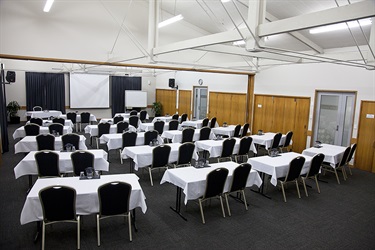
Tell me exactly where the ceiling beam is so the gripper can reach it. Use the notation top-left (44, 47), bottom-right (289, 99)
top-left (258, 0), bottom-right (375, 37)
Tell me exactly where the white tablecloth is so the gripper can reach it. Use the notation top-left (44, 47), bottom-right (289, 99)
top-left (13, 126), bottom-right (73, 140)
top-left (250, 132), bottom-right (288, 150)
top-left (115, 112), bottom-right (149, 120)
top-left (302, 144), bottom-right (346, 167)
top-left (161, 129), bottom-right (216, 143)
top-left (100, 132), bottom-right (163, 150)
top-left (14, 135), bottom-right (87, 153)
top-left (139, 122), bottom-right (170, 132)
top-left (248, 152), bottom-right (312, 186)
top-left (84, 124), bottom-right (137, 137)
top-left (25, 110), bottom-right (62, 119)
top-left (160, 161), bottom-right (262, 204)
top-left (181, 119), bottom-right (218, 129)
top-left (60, 114), bottom-right (97, 123)
top-left (14, 149), bottom-right (109, 179)
top-left (99, 118), bottom-right (142, 127)
top-left (27, 119), bottom-right (74, 128)
top-left (20, 174), bottom-right (147, 225)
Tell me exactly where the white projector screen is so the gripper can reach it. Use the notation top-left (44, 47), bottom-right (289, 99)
top-left (70, 73), bottom-right (110, 108)
top-left (125, 90), bottom-right (147, 108)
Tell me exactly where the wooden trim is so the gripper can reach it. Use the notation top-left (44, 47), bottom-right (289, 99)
top-left (247, 75), bottom-right (254, 125)
top-left (254, 93), bottom-right (310, 99)
top-left (307, 130), bottom-right (312, 137)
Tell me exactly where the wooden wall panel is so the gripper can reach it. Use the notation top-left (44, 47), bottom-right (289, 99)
top-left (156, 89), bottom-right (177, 116)
top-left (293, 98), bottom-right (310, 153)
top-left (282, 98), bottom-right (297, 133)
top-left (272, 97), bottom-right (286, 133)
top-left (178, 90), bottom-right (191, 118)
top-left (208, 92), bottom-right (246, 126)
top-left (208, 92), bottom-right (218, 119)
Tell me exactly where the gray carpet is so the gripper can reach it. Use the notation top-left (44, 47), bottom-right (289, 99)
top-left (1, 123), bottom-right (375, 250)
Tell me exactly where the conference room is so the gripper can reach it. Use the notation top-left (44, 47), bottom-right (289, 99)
top-left (0, 1), bottom-right (374, 249)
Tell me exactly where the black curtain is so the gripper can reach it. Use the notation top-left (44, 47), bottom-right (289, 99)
top-left (0, 66), bottom-right (9, 152)
top-left (26, 72), bottom-right (65, 113)
top-left (111, 76), bottom-right (141, 117)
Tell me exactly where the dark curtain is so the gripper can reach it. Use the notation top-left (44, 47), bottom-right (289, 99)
top-left (0, 68), bottom-right (9, 152)
top-left (111, 76), bottom-right (141, 117)
top-left (26, 72), bottom-right (65, 113)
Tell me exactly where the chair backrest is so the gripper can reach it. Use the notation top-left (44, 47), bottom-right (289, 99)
top-left (229, 163), bottom-right (252, 192)
top-left (36, 134), bottom-right (55, 150)
top-left (80, 112), bottom-right (91, 123)
top-left (35, 150), bottom-right (60, 177)
top-left (168, 120), bottom-right (179, 130)
top-left (152, 145), bottom-right (171, 168)
top-left (209, 117), bottom-right (217, 128)
top-left (172, 114), bottom-right (179, 120)
top-left (180, 113), bottom-right (188, 123)
top-left (129, 115), bottom-right (139, 128)
top-left (177, 142), bottom-right (195, 166)
top-left (182, 128), bottom-right (195, 143)
top-left (203, 168), bottom-right (229, 199)
top-left (199, 127), bottom-right (211, 140)
top-left (283, 131), bottom-right (293, 147)
top-left (347, 143), bottom-right (357, 164)
top-left (270, 132), bottom-right (282, 149)
top-left (241, 123), bottom-right (249, 137)
top-left (61, 133), bottom-right (80, 150)
top-left (221, 138), bottom-right (236, 158)
top-left (306, 153), bottom-right (325, 177)
top-left (25, 123), bottom-right (40, 136)
top-left (233, 124), bottom-right (241, 138)
top-left (238, 136), bottom-right (252, 155)
top-left (154, 120), bottom-right (165, 135)
top-left (122, 131), bottom-right (137, 148)
top-left (33, 106), bottom-right (43, 111)
top-left (284, 156), bottom-right (305, 182)
top-left (48, 123), bottom-right (63, 135)
top-left (140, 110), bottom-right (148, 121)
top-left (70, 151), bottom-right (95, 176)
top-left (66, 112), bottom-right (77, 123)
top-left (30, 117), bottom-right (43, 126)
top-left (202, 118), bottom-right (209, 127)
top-left (39, 186), bottom-right (76, 222)
top-left (52, 117), bottom-right (65, 125)
top-left (339, 146), bottom-right (352, 167)
top-left (117, 121), bottom-right (129, 133)
top-left (98, 182), bottom-right (132, 216)
top-left (98, 122), bottom-right (111, 137)
top-left (113, 116), bottom-right (124, 124)
top-left (144, 130), bottom-right (158, 145)
top-left (130, 110), bottom-right (138, 116)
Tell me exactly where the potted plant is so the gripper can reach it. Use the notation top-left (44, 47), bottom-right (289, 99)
top-left (6, 101), bottom-right (21, 124)
top-left (152, 101), bottom-right (162, 117)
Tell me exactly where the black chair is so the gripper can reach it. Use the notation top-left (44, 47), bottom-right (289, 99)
top-left (80, 112), bottom-right (91, 131)
top-left (280, 131), bottom-right (293, 152)
top-left (278, 156), bottom-right (305, 202)
top-left (241, 123), bottom-right (249, 137)
top-left (66, 112), bottom-right (77, 131)
top-left (198, 168), bottom-right (229, 224)
top-left (268, 132), bottom-right (282, 154)
top-left (168, 120), bottom-right (179, 131)
top-left (181, 128), bottom-right (194, 143)
top-left (148, 145), bottom-right (171, 186)
top-left (144, 130), bottom-right (158, 145)
top-left (322, 146), bottom-right (351, 184)
top-left (119, 131), bottom-right (137, 164)
top-left (117, 121), bottom-right (129, 133)
top-left (35, 150), bottom-right (61, 178)
top-left (172, 114), bottom-right (179, 121)
top-left (140, 110), bottom-right (148, 122)
top-left (154, 120), bottom-right (165, 135)
top-left (96, 123), bottom-right (111, 149)
top-left (199, 127), bottom-right (211, 140)
top-left (218, 138), bottom-right (236, 162)
top-left (130, 110), bottom-right (138, 116)
top-left (36, 134), bottom-right (55, 151)
top-left (209, 117), bottom-right (217, 128)
top-left (30, 117), bottom-right (43, 126)
top-left (113, 116), bottom-right (124, 125)
top-left (39, 186), bottom-right (80, 250)
top-left (224, 163), bottom-right (252, 216)
top-left (129, 115), bottom-right (139, 129)
top-left (52, 117), bottom-right (65, 126)
top-left (234, 136), bottom-right (253, 163)
top-left (173, 142), bottom-right (195, 168)
top-left (33, 106), bottom-right (43, 111)
top-left (70, 150), bottom-right (95, 176)
top-left (97, 182), bottom-right (133, 246)
top-left (48, 123), bottom-right (64, 135)
top-left (301, 153), bottom-right (325, 196)
top-left (202, 118), bottom-right (209, 127)
top-left (61, 133), bottom-right (80, 150)
top-left (233, 124), bottom-right (241, 138)
top-left (180, 113), bottom-right (188, 123)
top-left (24, 123), bottom-right (40, 136)
top-left (345, 143), bottom-right (357, 176)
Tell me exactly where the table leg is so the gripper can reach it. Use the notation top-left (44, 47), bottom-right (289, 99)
top-left (33, 221), bottom-right (41, 243)
top-left (251, 172), bottom-right (271, 199)
top-left (131, 210), bottom-right (138, 232)
top-left (170, 186), bottom-right (187, 221)
top-left (27, 175), bottom-right (33, 194)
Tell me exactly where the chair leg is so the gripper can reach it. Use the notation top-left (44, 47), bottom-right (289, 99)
top-left (119, 149), bottom-right (123, 164)
top-left (219, 196), bottom-right (226, 218)
top-left (198, 199), bottom-right (205, 224)
top-left (241, 190), bottom-right (248, 210)
top-left (148, 168), bottom-right (154, 186)
top-left (301, 177), bottom-right (308, 197)
top-left (42, 222), bottom-right (46, 250)
top-left (334, 169), bottom-right (341, 184)
top-left (96, 138), bottom-right (99, 149)
top-left (97, 215), bottom-right (100, 246)
top-left (128, 212), bottom-right (132, 242)
top-left (281, 182), bottom-right (287, 202)
top-left (348, 164), bottom-right (353, 175)
top-left (77, 216), bottom-right (80, 250)
top-left (295, 180), bottom-right (301, 199)
top-left (224, 194), bottom-right (231, 217)
top-left (314, 176), bottom-right (321, 193)
top-left (342, 167), bottom-right (347, 180)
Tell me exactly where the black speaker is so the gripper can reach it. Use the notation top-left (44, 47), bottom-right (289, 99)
top-left (6, 71), bottom-right (16, 83)
top-left (169, 78), bottom-right (175, 88)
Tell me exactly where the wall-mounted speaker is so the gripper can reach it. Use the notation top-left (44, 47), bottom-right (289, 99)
top-left (169, 78), bottom-right (175, 88)
top-left (6, 71), bottom-right (16, 83)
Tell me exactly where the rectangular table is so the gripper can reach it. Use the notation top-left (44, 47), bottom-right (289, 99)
top-left (14, 135), bottom-right (87, 154)
top-left (100, 132), bottom-right (163, 151)
top-left (302, 144), bottom-right (347, 167)
top-left (27, 119), bottom-right (74, 128)
top-left (20, 174), bottom-right (147, 225)
top-left (161, 129), bottom-right (216, 143)
top-left (139, 122), bottom-right (170, 132)
top-left (25, 110), bottom-right (62, 119)
top-left (60, 114), bottom-right (97, 123)
top-left (211, 125), bottom-right (250, 137)
top-left (195, 138), bottom-right (257, 158)
top-left (99, 118), bottom-right (142, 127)
top-left (13, 126), bottom-right (73, 140)
top-left (250, 132), bottom-right (288, 150)
top-left (14, 149), bottom-right (109, 179)
top-left (151, 116), bottom-right (174, 123)
top-left (84, 124), bottom-right (137, 137)
top-left (115, 112), bottom-right (149, 120)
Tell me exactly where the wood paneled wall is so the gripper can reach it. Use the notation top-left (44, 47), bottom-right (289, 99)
top-left (178, 90), bottom-right (192, 118)
top-left (156, 89), bottom-right (177, 115)
top-left (209, 92), bottom-right (247, 126)
top-left (253, 95), bottom-right (310, 153)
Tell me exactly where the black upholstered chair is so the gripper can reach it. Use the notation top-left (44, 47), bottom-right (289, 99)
top-left (173, 142), bottom-right (195, 168)
top-left (140, 110), bottom-right (148, 122)
top-left (113, 116), bottom-right (124, 125)
top-left (278, 156), bottom-right (305, 202)
top-left (52, 117), bottom-right (65, 126)
top-left (209, 117), bottom-right (217, 128)
top-left (322, 146), bottom-right (351, 184)
top-left (345, 143), bottom-right (357, 176)
top-left (70, 150), bottom-right (95, 176)
top-left (80, 112), bottom-right (91, 131)
top-left (218, 138), bottom-right (236, 162)
top-left (144, 130), bottom-right (158, 145)
top-left (168, 120), bottom-right (179, 131)
top-left (117, 121), bottom-right (129, 133)
top-left (148, 145), bottom-right (171, 186)
top-left (154, 120), bottom-right (165, 135)
top-left (241, 123), bottom-right (249, 137)
top-left (202, 118), bottom-right (209, 127)
top-left (48, 123), bottom-right (63, 135)
top-left (171, 114), bottom-right (179, 121)
top-left (30, 117), bottom-right (43, 126)
top-left (130, 110), bottom-right (138, 116)
top-left (66, 112), bottom-right (77, 131)
top-left (119, 131), bottom-right (137, 164)
top-left (25, 123), bottom-right (40, 136)
top-left (96, 123), bottom-right (111, 149)
top-left (35, 150), bottom-right (61, 178)
top-left (233, 124), bottom-right (241, 138)
top-left (199, 127), bottom-right (211, 140)
top-left (234, 136), bottom-right (253, 163)
top-left (180, 113), bottom-right (188, 123)
top-left (181, 128), bottom-right (194, 143)
top-left (36, 134), bottom-right (55, 151)
top-left (33, 106), bottom-right (43, 111)
top-left (280, 131), bottom-right (293, 152)
top-left (129, 115), bottom-right (139, 129)
top-left (61, 133), bottom-right (80, 150)
top-left (301, 153), bottom-right (325, 196)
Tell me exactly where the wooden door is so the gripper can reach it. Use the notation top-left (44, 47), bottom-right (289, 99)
top-left (208, 92), bottom-right (246, 126)
top-left (156, 89), bottom-right (177, 116)
top-left (293, 98), bottom-right (310, 153)
top-left (178, 90), bottom-right (191, 118)
top-left (355, 101), bottom-right (375, 172)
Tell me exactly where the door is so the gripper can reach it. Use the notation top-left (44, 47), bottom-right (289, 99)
top-left (313, 92), bottom-right (355, 146)
top-left (193, 87), bottom-right (208, 120)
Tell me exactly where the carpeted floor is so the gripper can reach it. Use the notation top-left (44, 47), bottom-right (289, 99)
top-left (1, 123), bottom-right (375, 250)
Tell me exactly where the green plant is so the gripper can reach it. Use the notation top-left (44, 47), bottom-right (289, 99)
top-left (6, 101), bottom-right (20, 117)
top-left (152, 101), bottom-right (162, 116)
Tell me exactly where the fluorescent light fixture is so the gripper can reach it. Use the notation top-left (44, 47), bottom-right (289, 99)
top-left (43, 0), bottom-right (54, 12)
top-left (233, 40), bottom-right (246, 46)
top-left (158, 14), bottom-right (184, 28)
top-left (310, 18), bottom-right (372, 34)
top-left (221, 0), bottom-right (231, 2)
